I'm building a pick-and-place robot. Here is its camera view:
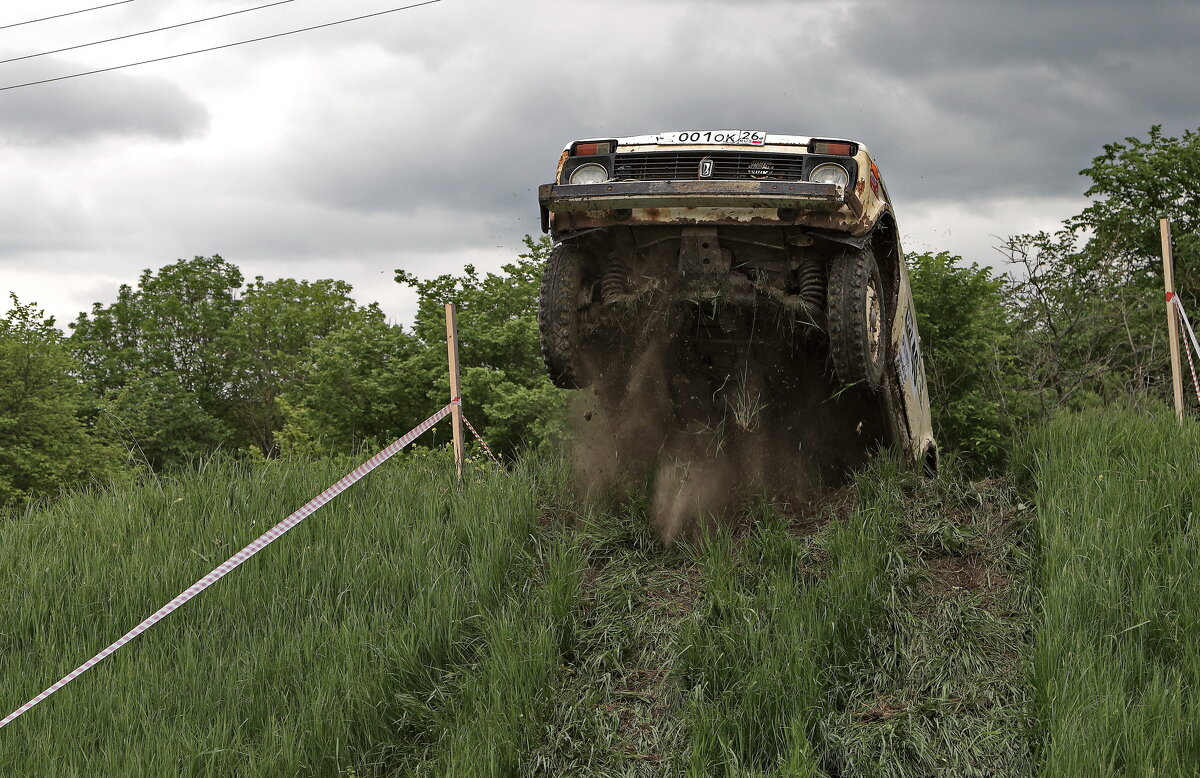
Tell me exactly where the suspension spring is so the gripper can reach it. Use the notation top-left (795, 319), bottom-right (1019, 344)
top-left (796, 257), bottom-right (826, 311)
top-left (600, 260), bottom-right (632, 303)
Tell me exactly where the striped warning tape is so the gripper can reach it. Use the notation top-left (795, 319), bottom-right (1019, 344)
top-left (0, 401), bottom-right (455, 731)
top-left (1179, 312), bottom-right (1200, 405)
top-left (1171, 295), bottom-right (1200, 405)
top-left (461, 414), bottom-right (501, 465)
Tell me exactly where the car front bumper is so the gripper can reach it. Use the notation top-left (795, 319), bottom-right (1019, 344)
top-left (539, 180), bottom-right (848, 212)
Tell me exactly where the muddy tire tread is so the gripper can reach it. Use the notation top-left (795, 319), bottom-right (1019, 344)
top-left (538, 243), bottom-right (587, 389)
top-left (826, 246), bottom-right (885, 390)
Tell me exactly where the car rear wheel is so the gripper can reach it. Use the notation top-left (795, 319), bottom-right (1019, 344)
top-left (826, 246), bottom-right (886, 390)
top-left (538, 242), bottom-right (590, 389)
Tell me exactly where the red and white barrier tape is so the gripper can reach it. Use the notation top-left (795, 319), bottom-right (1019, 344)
top-left (1180, 312), bottom-right (1200, 405)
top-left (1184, 341), bottom-right (1200, 405)
top-left (461, 414), bottom-right (501, 465)
top-left (0, 402), bottom-right (455, 731)
top-left (1170, 294), bottom-right (1200, 404)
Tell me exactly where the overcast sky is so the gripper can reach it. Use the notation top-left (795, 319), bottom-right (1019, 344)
top-left (1, 0), bottom-right (1197, 329)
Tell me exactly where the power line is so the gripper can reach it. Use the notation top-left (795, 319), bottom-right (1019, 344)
top-left (0, 1), bottom-right (134, 32)
top-left (0, 0), bottom-right (443, 92)
top-left (1, 1), bottom-right (297, 66)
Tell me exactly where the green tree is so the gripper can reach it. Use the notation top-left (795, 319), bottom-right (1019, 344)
top-left (71, 256), bottom-right (243, 468)
top-left (101, 370), bottom-right (231, 469)
top-left (227, 277), bottom-right (381, 455)
top-left (72, 256), bottom-right (243, 399)
top-left (72, 257), bottom-right (391, 466)
top-left (1002, 125), bottom-right (1200, 410)
top-left (276, 311), bottom-right (424, 456)
top-left (0, 297), bottom-right (125, 506)
top-left (393, 235), bottom-right (568, 455)
top-left (1076, 125), bottom-right (1200, 272)
top-left (908, 252), bottom-right (1023, 470)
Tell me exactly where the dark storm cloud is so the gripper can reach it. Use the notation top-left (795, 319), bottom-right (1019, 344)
top-left (276, 2), bottom-right (843, 218)
top-left (280, 86), bottom-right (572, 218)
top-left (268, 0), bottom-right (1200, 236)
top-left (850, 0), bottom-right (1199, 75)
top-left (0, 63), bottom-right (209, 144)
top-left (838, 0), bottom-right (1200, 201)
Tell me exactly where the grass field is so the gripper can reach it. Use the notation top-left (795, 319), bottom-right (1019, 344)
top-left (0, 455), bottom-right (577, 776)
top-left (1, 407), bottom-right (1195, 775)
top-left (1020, 410), bottom-right (1200, 775)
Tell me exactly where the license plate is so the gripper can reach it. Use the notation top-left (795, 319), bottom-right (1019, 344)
top-left (657, 130), bottom-right (766, 146)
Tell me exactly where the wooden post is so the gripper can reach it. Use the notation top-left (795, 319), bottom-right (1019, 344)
top-left (445, 303), bottom-right (465, 478)
top-left (1162, 218), bottom-right (1185, 423)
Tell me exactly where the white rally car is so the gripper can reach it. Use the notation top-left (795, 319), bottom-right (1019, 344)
top-left (537, 130), bottom-right (936, 474)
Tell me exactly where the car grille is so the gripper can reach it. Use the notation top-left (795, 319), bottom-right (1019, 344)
top-left (613, 151), bottom-right (806, 182)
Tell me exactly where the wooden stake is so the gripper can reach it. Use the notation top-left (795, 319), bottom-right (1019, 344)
top-left (445, 303), bottom-right (465, 478)
top-left (1162, 218), bottom-right (1185, 423)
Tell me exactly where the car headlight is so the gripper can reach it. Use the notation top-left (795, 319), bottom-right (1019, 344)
top-left (569, 163), bottom-right (609, 185)
top-left (810, 162), bottom-right (849, 190)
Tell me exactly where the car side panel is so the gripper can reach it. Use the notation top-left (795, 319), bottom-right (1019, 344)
top-left (890, 260), bottom-right (936, 462)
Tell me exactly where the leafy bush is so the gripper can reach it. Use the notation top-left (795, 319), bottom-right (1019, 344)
top-left (0, 297), bottom-right (126, 508)
top-left (907, 251), bottom-right (1024, 471)
top-left (392, 235), bottom-right (568, 455)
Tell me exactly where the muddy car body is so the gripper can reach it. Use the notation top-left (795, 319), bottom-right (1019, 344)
top-left (538, 130), bottom-right (936, 478)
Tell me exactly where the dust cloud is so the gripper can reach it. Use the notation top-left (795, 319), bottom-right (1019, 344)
top-left (566, 307), bottom-right (888, 543)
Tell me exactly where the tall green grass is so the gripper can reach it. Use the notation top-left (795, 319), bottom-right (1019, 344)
top-left (1021, 409), bottom-right (1200, 775)
top-left (29, 414), bottom-right (1187, 776)
top-left (0, 455), bottom-right (578, 777)
top-left (677, 458), bottom-right (907, 775)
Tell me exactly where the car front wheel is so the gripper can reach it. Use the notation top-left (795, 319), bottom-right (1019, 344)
top-left (826, 246), bottom-right (886, 390)
top-left (538, 242), bottom-right (590, 389)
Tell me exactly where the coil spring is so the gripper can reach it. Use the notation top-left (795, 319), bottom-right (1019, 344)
top-left (796, 257), bottom-right (825, 311)
top-left (600, 260), bottom-right (632, 303)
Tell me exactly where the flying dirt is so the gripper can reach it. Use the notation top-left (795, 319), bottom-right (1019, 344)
top-left (536, 131), bottom-right (936, 540)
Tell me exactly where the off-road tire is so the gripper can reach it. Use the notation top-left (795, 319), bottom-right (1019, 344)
top-left (826, 246), bottom-right (886, 390)
top-left (538, 242), bottom-right (590, 389)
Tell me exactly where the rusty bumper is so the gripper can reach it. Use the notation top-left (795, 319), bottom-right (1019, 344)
top-left (539, 180), bottom-right (847, 212)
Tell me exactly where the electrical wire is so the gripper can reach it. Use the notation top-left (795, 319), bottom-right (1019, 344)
top-left (1, 1), bottom-right (297, 66)
top-left (0, 1), bottom-right (134, 32)
top-left (0, 0), bottom-right (443, 92)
